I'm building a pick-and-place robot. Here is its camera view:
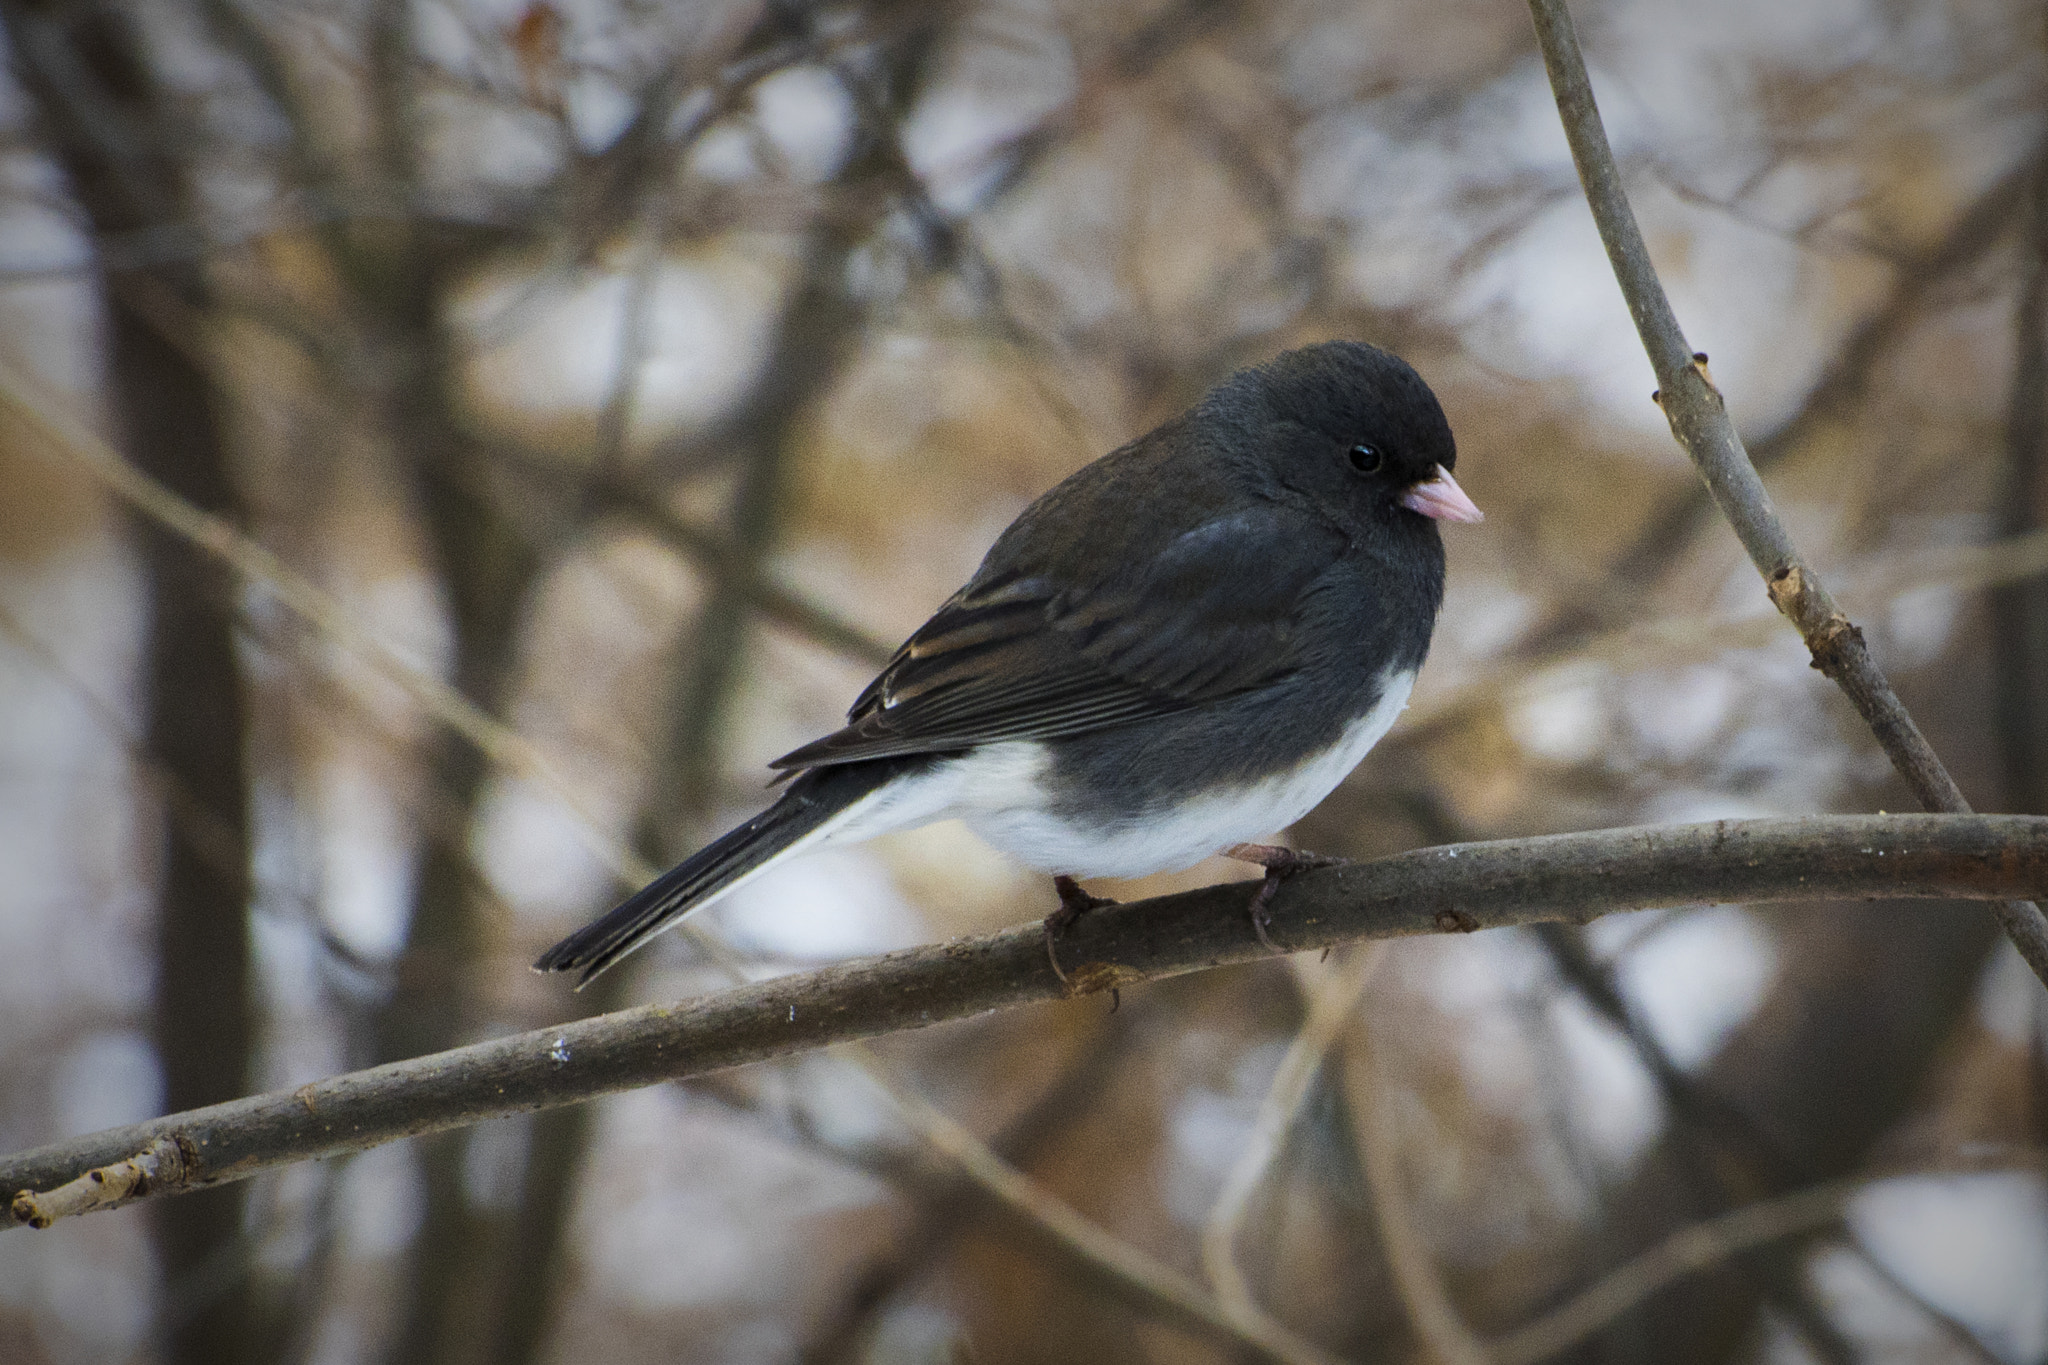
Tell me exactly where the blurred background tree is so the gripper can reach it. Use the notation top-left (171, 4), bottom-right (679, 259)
top-left (0, 0), bottom-right (2043, 1362)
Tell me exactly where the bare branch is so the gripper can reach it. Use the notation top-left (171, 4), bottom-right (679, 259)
top-left (1525, 0), bottom-right (2048, 987)
top-left (10, 1137), bottom-right (190, 1229)
top-left (5, 813), bottom-right (2046, 1227)
top-left (0, 356), bottom-right (640, 878)
top-left (1508, 149), bottom-right (2037, 664)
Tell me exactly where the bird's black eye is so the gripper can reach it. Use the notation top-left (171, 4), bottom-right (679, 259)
top-left (1348, 444), bottom-right (1384, 474)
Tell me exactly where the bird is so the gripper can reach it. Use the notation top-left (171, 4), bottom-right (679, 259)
top-left (536, 339), bottom-right (1481, 987)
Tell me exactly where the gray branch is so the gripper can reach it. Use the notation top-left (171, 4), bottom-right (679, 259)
top-left (7, 814), bottom-right (2048, 1227)
top-left (1525, 0), bottom-right (2048, 986)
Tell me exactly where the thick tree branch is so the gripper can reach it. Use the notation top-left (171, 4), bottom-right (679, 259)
top-left (1526, 0), bottom-right (2048, 987)
top-left (5, 814), bottom-right (2046, 1227)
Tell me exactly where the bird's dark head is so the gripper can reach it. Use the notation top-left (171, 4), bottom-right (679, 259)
top-left (1203, 340), bottom-right (1480, 531)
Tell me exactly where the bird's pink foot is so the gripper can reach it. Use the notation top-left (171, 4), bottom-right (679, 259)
top-left (1224, 843), bottom-right (1341, 952)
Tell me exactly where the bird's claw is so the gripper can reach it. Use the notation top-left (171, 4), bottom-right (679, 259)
top-left (1224, 843), bottom-right (1340, 954)
top-left (1044, 874), bottom-right (1117, 985)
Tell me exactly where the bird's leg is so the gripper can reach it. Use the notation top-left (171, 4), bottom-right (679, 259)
top-left (1224, 843), bottom-right (1340, 953)
top-left (1043, 874), bottom-right (1117, 985)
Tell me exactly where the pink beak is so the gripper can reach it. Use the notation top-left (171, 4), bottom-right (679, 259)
top-left (1398, 465), bottom-right (1483, 523)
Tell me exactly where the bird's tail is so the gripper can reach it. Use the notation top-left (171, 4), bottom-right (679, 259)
top-left (534, 759), bottom-right (915, 988)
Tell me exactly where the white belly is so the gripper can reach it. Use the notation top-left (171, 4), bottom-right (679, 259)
top-left (820, 668), bottom-right (1416, 879)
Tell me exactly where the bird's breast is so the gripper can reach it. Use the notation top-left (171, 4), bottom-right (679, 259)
top-left (959, 667), bottom-right (1417, 878)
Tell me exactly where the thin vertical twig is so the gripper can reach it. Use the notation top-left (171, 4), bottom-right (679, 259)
top-left (1199, 945), bottom-right (1386, 1357)
top-left (1525, 0), bottom-right (2048, 989)
top-left (1993, 153), bottom-right (2048, 821)
top-left (1337, 1014), bottom-right (1491, 1365)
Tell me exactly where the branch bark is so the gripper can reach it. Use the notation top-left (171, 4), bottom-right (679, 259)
top-left (5, 814), bottom-right (2046, 1225)
top-left (1525, 0), bottom-right (2048, 987)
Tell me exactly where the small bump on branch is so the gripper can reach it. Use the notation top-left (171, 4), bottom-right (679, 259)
top-left (1524, 0), bottom-right (2048, 988)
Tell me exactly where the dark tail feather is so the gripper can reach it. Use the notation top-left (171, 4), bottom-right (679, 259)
top-left (534, 763), bottom-right (904, 988)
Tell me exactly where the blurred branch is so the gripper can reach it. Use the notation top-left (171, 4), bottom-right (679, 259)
top-left (481, 203), bottom-right (689, 1365)
top-left (361, 111), bottom-right (544, 1365)
top-left (76, 245), bottom-right (900, 678)
top-left (1484, 1152), bottom-right (2045, 1365)
top-left (853, 1045), bottom-right (1342, 1365)
top-left (1338, 1009), bottom-right (1491, 1365)
top-left (1380, 795), bottom-right (1866, 1365)
top-left (147, 213), bottom-right (2048, 781)
top-left (690, 1006), bottom-right (1304, 1365)
top-left (1526, 0), bottom-right (2048, 988)
top-left (1528, 922), bottom-right (2004, 1364)
top-left (928, 0), bottom-right (1237, 209)
top-left (0, 598), bottom-right (243, 894)
top-left (0, 598), bottom-right (394, 985)
top-left (0, 8), bottom-right (259, 1363)
top-left (799, 1007), bottom-right (1148, 1362)
top-left (411, 438), bottom-right (900, 667)
top-left (1199, 945), bottom-right (1387, 1360)
top-left (794, 0), bottom-right (1248, 461)
top-left (1400, 524), bottom-right (2048, 742)
top-left (7, 813), bottom-right (2047, 1220)
top-left (1530, 896), bottom-right (2000, 1362)
top-left (493, 60), bottom-right (915, 1344)
top-left (584, 214), bottom-right (668, 494)
top-left (0, 356), bottom-right (654, 881)
top-left (475, 5), bottom-right (866, 338)
top-left (601, 475), bottom-right (898, 665)
top-left (1993, 151), bottom-right (2048, 820)
top-left (1513, 124), bottom-right (2039, 662)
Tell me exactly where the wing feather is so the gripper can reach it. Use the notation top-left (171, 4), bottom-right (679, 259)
top-left (773, 495), bottom-right (1348, 771)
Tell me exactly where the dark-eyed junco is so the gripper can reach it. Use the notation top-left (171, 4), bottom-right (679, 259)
top-left (537, 340), bottom-right (1480, 986)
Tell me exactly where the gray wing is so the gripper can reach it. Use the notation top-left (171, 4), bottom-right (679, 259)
top-left (770, 503), bottom-right (1347, 770)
